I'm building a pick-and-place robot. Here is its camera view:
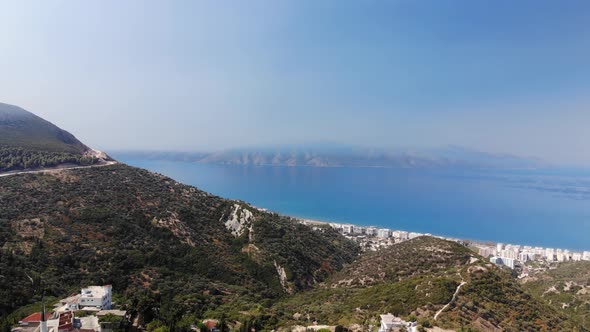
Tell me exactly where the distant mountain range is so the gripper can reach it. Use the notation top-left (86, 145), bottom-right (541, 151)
top-left (115, 145), bottom-right (544, 170)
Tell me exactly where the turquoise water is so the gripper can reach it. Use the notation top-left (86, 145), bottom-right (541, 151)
top-left (119, 158), bottom-right (590, 250)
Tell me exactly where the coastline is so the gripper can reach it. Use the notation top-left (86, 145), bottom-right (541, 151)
top-left (120, 158), bottom-right (590, 252)
top-left (280, 213), bottom-right (590, 264)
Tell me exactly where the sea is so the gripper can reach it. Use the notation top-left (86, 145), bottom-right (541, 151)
top-left (118, 157), bottom-right (590, 251)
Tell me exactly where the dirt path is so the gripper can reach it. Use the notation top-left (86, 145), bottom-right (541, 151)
top-left (434, 273), bottom-right (466, 321)
top-left (0, 161), bottom-right (118, 178)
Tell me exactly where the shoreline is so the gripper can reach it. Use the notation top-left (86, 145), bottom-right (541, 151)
top-left (283, 214), bottom-right (590, 262)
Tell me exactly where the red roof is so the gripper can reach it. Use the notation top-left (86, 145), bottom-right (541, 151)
top-left (20, 313), bottom-right (44, 323)
top-left (204, 320), bottom-right (217, 330)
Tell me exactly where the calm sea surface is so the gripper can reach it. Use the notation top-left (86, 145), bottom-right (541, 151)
top-left (119, 158), bottom-right (590, 250)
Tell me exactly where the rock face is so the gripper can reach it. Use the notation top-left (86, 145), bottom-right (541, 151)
top-left (222, 204), bottom-right (255, 239)
top-left (275, 260), bottom-right (294, 294)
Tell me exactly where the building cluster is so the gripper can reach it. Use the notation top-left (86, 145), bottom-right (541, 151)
top-left (476, 242), bottom-right (590, 269)
top-left (300, 220), bottom-right (434, 251)
top-left (327, 222), bottom-right (426, 240)
top-left (300, 219), bottom-right (590, 269)
top-left (13, 285), bottom-right (124, 332)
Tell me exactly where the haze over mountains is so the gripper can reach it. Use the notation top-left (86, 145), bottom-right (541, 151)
top-left (0, 102), bottom-right (546, 172)
top-left (115, 145), bottom-right (543, 170)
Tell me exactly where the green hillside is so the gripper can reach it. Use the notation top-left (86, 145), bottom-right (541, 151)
top-left (521, 261), bottom-right (590, 330)
top-left (0, 103), bottom-right (105, 171)
top-left (269, 237), bottom-right (582, 331)
top-left (0, 164), bottom-right (359, 331)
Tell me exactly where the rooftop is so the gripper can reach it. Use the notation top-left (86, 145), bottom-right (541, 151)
top-left (380, 314), bottom-right (404, 324)
top-left (19, 312), bottom-right (53, 323)
top-left (80, 285), bottom-right (111, 298)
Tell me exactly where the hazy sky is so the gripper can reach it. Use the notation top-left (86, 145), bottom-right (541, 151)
top-left (1, 1), bottom-right (589, 164)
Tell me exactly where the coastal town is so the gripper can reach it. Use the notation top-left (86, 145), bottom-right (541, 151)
top-left (299, 218), bottom-right (590, 273)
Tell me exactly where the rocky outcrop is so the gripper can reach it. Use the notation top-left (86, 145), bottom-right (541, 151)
top-left (221, 204), bottom-right (255, 239)
top-left (274, 260), bottom-right (294, 294)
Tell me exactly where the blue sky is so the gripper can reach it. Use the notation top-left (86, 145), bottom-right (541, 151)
top-left (1, 1), bottom-right (589, 164)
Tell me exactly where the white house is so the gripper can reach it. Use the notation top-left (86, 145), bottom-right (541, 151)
top-left (79, 285), bottom-right (112, 309)
top-left (378, 314), bottom-right (417, 332)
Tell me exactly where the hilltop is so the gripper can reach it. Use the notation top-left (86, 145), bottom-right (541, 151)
top-left (0, 103), bottom-right (110, 172)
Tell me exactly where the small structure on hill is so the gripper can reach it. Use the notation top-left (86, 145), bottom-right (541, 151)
top-left (378, 314), bottom-right (417, 332)
top-left (79, 285), bottom-right (112, 310)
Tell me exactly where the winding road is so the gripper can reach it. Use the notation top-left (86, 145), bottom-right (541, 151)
top-left (0, 161), bottom-right (118, 178)
top-left (434, 273), bottom-right (467, 321)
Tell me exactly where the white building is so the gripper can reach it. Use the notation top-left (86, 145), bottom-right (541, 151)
top-left (496, 243), bottom-right (504, 255)
top-left (342, 224), bottom-right (354, 234)
top-left (365, 227), bottom-right (378, 236)
top-left (545, 248), bottom-right (555, 261)
top-left (500, 249), bottom-right (518, 260)
top-left (377, 228), bottom-right (391, 238)
top-left (478, 246), bottom-right (495, 258)
top-left (519, 252), bottom-right (533, 263)
top-left (534, 247), bottom-right (545, 257)
top-left (79, 285), bottom-right (112, 310)
top-left (329, 223), bottom-right (342, 231)
top-left (378, 314), bottom-right (417, 332)
top-left (490, 256), bottom-right (515, 269)
top-left (353, 226), bottom-right (366, 235)
top-left (583, 251), bottom-right (590, 261)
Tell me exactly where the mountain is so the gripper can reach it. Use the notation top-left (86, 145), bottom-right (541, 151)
top-left (0, 102), bottom-right (110, 172)
top-left (113, 145), bottom-right (543, 170)
top-left (270, 237), bottom-right (582, 331)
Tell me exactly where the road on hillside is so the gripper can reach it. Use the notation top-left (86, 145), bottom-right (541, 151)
top-left (0, 161), bottom-right (118, 178)
top-left (434, 273), bottom-right (467, 321)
